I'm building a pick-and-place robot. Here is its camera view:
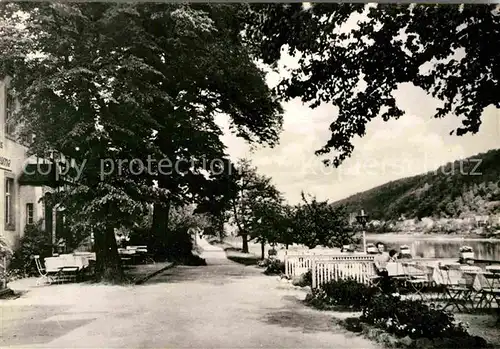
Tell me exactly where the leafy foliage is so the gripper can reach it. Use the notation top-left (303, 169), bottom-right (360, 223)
top-left (245, 4), bottom-right (500, 167)
top-left (292, 270), bottom-right (312, 287)
top-left (361, 293), bottom-right (469, 339)
top-left (8, 221), bottom-right (52, 277)
top-left (230, 159), bottom-right (283, 252)
top-left (263, 259), bottom-right (285, 275)
top-left (0, 235), bottom-right (12, 259)
top-left (0, 3), bottom-right (283, 278)
top-left (293, 193), bottom-right (355, 248)
top-left (306, 278), bottom-right (378, 310)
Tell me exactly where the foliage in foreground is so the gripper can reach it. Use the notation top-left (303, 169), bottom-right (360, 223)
top-left (361, 293), bottom-right (467, 339)
top-left (305, 278), bottom-right (377, 310)
top-left (306, 279), bottom-right (488, 346)
top-left (8, 222), bottom-right (52, 278)
top-left (263, 259), bottom-right (285, 275)
top-left (291, 270), bottom-right (312, 287)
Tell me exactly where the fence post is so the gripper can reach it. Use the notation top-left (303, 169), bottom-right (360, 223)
top-left (285, 254), bottom-right (289, 277)
top-left (311, 259), bottom-right (316, 289)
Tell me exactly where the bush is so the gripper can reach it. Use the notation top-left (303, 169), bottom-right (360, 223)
top-left (8, 222), bottom-right (53, 278)
top-left (258, 258), bottom-right (273, 268)
top-left (293, 270), bottom-right (312, 287)
top-left (264, 259), bottom-right (285, 275)
top-left (307, 278), bottom-right (378, 310)
top-left (361, 293), bottom-right (469, 339)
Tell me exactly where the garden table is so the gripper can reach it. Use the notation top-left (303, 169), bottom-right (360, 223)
top-left (45, 255), bottom-right (88, 272)
top-left (486, 265), bottom-right (500, 274)
top-left (44, 255), bottom-right (88, 284)
top-left (386, 262), bottom-right (423, 277)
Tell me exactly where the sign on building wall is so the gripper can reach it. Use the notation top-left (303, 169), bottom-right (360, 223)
top-left (0, 141), bottom-right (11, 172)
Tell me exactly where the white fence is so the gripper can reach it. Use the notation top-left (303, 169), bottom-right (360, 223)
top-left (284, 252), bottom-right (375, 278)
top-left (311, 259), bottom-right (377, 289)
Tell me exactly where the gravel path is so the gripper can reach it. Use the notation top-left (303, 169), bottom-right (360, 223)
top-left (1, 242), bottom-right (382, 348)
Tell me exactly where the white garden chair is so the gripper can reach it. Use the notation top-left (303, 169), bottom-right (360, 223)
top-left (34, 255), bottom-right (53, 286)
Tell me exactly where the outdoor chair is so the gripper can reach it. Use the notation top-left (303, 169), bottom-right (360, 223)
top-left (438, 264), bottom-right (474, 313)
top-left (34, 255), bottom-right (53, 286)
top-left (401, 262), bottom-right (435, 301)
top-left (474, 272), bottom-right (500, 310)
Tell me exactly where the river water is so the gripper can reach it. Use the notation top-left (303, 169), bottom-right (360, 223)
top-left (224, 236), bottom-right (500, 261)
top-left (366, 235), bottom-right (500, 261)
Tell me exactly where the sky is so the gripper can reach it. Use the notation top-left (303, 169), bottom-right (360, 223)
top-left (214, 6), bottom-right (500, 206)
top-left (215, 59), bottom-right (500, 206)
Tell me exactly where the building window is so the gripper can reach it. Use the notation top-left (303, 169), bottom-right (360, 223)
top-left (26, 203), bottom-right (34, 225)
top-left (5, 178), bottom-right (14, 228)
top-left (5, 91), bottom-right (16, 137)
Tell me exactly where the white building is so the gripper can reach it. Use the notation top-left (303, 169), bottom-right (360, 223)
top-left (0, 77), bottom-right (53, 250)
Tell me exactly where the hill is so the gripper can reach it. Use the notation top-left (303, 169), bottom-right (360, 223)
top-left (333, 149), bottom-right (500, 223)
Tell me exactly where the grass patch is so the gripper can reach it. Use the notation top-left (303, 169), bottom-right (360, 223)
top-left (224, 247), bottom-right (260, 266)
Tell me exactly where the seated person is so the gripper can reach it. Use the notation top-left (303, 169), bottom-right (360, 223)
top-left (388, 249), bottom-right (399, 262)
top-left (374, 242), bottom-right (391, 275)
top-left (373, 242), bottom-right (393, 292)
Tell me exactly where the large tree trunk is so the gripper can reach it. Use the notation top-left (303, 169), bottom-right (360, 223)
top-left (242, 234), bottom-right (249, 253)
top-left (152, 199), bottom-right (170, 259)
top-left (218, 216), bottom-right (224, 243)
top-left (261, 241), bottom-right (265, 260)
top-left (94, 226), bottom-right (124, 283)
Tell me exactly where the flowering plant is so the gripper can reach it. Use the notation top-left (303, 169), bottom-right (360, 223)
top-left (361, 294), bottom-right (466, 339)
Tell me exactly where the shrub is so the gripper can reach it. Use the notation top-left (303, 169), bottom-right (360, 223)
top-left (361, 293), bottom-right (469, 339)
top-left (258, 258), bottom-right (275, 268)
top-left (293, 270), bottom-right (312, 287)
top-left (303, 269), bottom-right (312, 285)
top-left (8, 222), bottom-right (53, 278)
top-left (264, 259), bottom-right (285, 275)
top-left (308, 278), bottom-right (378, 310)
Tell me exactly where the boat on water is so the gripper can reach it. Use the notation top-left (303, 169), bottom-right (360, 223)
top-left (399, 244), bottom-right (412, 259)
top-left (341, 244), bottom-right (355, 253)
top-left (366, 243), bottom-right (378, 254)
top-left (459, 245), bottom-right (475, 261)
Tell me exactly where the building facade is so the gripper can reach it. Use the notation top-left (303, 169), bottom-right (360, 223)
top-left (0, 78), bottom-right (46, 250)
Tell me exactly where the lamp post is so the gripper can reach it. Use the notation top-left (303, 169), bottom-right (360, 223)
top-left (356, 209), bottom-right (369, 254)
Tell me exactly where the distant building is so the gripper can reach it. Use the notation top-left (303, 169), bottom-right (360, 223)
top-left (474, 215), bottom-right (489, 227)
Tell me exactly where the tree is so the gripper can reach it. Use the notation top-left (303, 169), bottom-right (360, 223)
top-left (292, 192), bottom-right (354, 249)
top-left (0, 3), bottom-right (283, 281)
top-left (248, 195), bottom-right (286, 259)
top-left (245, 4), bottom-right (500, 167)
top-left (194, 159), bottom-right (239, 244)
top-left (230, 159), bottom-right (282, 253)
top-left (276, 205), bottom-right (297, 249)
